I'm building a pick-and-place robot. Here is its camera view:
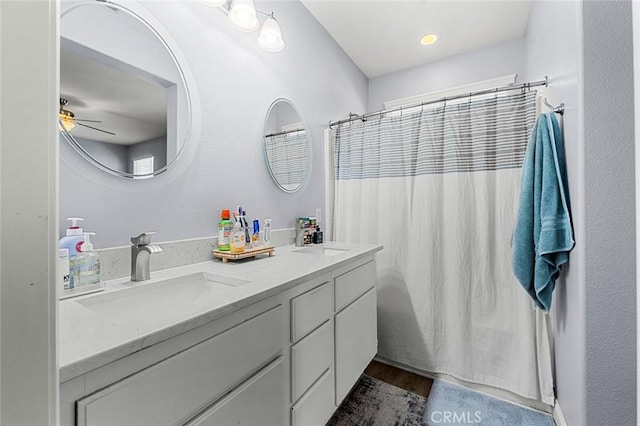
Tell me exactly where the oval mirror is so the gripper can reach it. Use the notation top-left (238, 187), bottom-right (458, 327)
top-left (263, 99), bottom-right (311, 193)
top-left (59, 1), bottom-right (191, 179)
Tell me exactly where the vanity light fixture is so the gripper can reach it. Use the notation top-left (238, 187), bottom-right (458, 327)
top-left (204, 0), bottom-right (285, 52)
top-left (257, 13), bottom-right (285, 52)
top-left (229, 0), bottom-right (259, 31)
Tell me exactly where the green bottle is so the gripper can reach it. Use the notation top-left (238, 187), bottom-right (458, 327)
top-left (217, 209), bottom-right (233, 251)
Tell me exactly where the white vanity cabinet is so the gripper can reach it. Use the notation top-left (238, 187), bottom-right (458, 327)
top-left (289, 280), bottom-right (335, 426)
top-left (334, 260), bottom-right (378, 405)
top-left (288, 257), bottom-right (378, 424)
top-left (60, 247), bottom-right (380, 426)
top-left (61, 296), bottom-right (288, 426)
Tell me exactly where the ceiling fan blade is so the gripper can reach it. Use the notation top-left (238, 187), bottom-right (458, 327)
top-left (74, 118), bottom-right (103, 123)
top-left (76, 122), bottom-right (116, 135)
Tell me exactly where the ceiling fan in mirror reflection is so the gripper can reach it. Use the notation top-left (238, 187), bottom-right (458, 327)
top-left (58, 98), bottom-right (115, 136)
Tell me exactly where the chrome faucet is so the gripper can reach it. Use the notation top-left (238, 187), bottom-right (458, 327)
top-left (130, 232), bottom-right (164, 282)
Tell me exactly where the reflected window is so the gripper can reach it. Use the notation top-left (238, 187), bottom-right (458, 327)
top-left (133, 156), bottom-right (154, 178)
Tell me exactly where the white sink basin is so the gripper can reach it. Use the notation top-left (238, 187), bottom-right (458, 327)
top-left (77, 272), bottom-right (250, 323)
top-left (293, 246), bottom-right (349, 256)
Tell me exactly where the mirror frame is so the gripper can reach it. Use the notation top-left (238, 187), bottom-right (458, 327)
top-left (59, 0), bottom-right (193, 179)
top-left (263, 98), bottom-right (312, 193)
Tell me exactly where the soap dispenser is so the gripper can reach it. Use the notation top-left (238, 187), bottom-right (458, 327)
top-left (59, 217), bottom-right (84, 288)
top-left (74, 232), bottom-right (101, 288)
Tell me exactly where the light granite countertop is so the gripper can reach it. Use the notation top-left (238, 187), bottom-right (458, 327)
top-left (59, 242), bottom-right (382, 383)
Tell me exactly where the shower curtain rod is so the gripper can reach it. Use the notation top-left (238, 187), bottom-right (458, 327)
top-left (265, 127), bottom-right (305, 138)
top-left (329, 77), bottom-right (551, 128)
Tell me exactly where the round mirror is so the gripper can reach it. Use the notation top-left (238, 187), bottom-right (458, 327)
top-left (59, 1), bottom-right (191, 179)
top-left (263, 99), bottom-right (311, 193)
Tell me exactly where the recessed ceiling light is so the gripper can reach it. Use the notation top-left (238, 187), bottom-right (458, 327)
top-left (420, 33), bottom-right (439, 46)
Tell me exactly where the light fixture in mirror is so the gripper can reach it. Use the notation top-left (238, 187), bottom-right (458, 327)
top-left (59, 1), bottom-right (192, 179)
top-left (263, 99), bottom-right (311, 193)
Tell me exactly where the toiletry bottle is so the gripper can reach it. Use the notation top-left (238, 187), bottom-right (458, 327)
top-left (74, 232), bottom-right (101, 288)
top-left (313, 226), bottom-right (323, 244)
top-left (58, 217), bottom-right (84, 289)
top-left (58, 249), bottom-right (70, 296)
top-left (230, 221), bottom-right (246, 253)
top-left (217, 209), bottom-right (233, 251)
top-left (242, 212), bottom-right (251, 247)
top-left (252, 219), bottom-right (260, 244)
top-left (264, 219), bottom-right (273, 247)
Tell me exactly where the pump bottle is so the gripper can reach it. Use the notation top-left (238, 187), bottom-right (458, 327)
top-left (59, 217), bottom-right (84, 289)
top-left (74, 232), bottom-right (101, 288)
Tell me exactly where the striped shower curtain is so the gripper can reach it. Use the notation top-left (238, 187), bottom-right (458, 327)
top-left (328, 91), bottom-right (554, 404)
top-left (265, 130), bottom-right (309, 191)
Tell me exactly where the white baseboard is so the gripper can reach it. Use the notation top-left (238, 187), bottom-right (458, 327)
top-left (553, 400), bottom-right (568, 426)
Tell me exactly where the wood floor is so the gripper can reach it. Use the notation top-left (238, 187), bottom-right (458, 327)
top-left (364, 360), bottom-right (433, 397)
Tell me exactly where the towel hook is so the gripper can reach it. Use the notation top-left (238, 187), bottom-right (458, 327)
top-left (543, 97), bottom-right (565, 115)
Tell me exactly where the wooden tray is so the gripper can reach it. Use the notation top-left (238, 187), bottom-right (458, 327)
top-left (212, 246), bottom-right (275, 263)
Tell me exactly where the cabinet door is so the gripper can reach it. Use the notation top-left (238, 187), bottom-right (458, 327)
top-left (76, 305), bottom-right (284, 426)
top-left (291, 368), bottom-right (334, 426)
top-left (291, 320), bottom-right (333, 403)
top-left (335, 260), bottom-right (375, 311)
top-left (335, 288), bottom-right (377, 404)
top-left (291, 281), bottom-right (332, 342)
top-left (187, 357), bottom-right (286, 426)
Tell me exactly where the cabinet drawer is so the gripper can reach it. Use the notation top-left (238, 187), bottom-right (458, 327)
top-left (335, 288), bottom-right (377, 404)
top-left (77, 305), bottom-right (284, 426)
top-left (187, 357), bottom-right (286, 426)
top-left (291, 368), bottom-right (334, 426)
top-left (291, 281), bottom-right (332, 342)
top-left (335, 260), bottom-right (375, 311)
top-left (291, 320), bottom-right (333, 403)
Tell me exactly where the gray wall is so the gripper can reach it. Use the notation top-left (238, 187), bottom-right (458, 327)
top-left (60, 0), bottom-right (368, 248)
top-left (127, 136), bottom-right (167, 173)
top-left (526, 1), bottom-right (636, 424)
top-left (524, 1), bottom-right (586, 424)
top-left (582, 1), bottom-right (636, 425)
top-left (71, 136), bottom-right (129, 173)
top-left (368, 38), bottom-right (525, 111)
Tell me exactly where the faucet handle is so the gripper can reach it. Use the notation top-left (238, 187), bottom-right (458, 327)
top-left (131, 232), bottom-right (157, 246)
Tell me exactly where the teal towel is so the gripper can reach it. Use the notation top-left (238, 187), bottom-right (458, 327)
top-left (513, 112), bottom-right (574, 311)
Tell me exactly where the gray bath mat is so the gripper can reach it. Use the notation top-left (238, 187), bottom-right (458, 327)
top-left (327, 374), bottom-right (427, 425)
top-left (424, 379), bottom-right (555, 426)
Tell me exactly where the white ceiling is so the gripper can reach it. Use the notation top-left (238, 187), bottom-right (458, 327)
top-left (301, 0), bottom-right (533, 79)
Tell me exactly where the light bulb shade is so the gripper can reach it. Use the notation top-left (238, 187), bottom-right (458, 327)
top-left (229, 0), bottom-right (259, 32)
top-left (258, 16), bottom-right (285, 52)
